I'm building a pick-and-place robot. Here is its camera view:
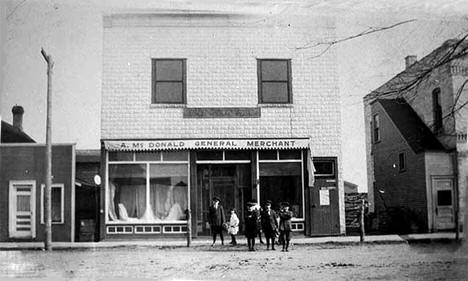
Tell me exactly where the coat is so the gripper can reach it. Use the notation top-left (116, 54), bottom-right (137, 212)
top-left (208, 204), bottom-right (225, 227)
top-left (244, 209), bottom-right (259, 238)
top-left (261, 209), bottom-right (278, 237)
top-left (227, 213), bottom-right (239, 235)
top-left (279, 210), bottom-right (293, 232)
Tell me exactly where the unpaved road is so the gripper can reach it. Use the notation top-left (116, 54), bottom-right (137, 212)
top-left (0, 242), bottom-right (467, 281)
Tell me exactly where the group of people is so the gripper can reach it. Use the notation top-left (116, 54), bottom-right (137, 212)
top-left (208, 197), bottom-right (293, 252)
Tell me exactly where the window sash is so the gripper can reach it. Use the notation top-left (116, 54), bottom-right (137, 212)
top-left (258, 59), bottom-right (292, 104)
top-left (152, 59), bottom-right (186, 104)
top-left (40, 184), bottom-right (64, 224)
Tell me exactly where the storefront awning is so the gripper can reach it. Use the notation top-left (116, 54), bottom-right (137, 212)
top-left (104, 138), bottom-right (310, 151)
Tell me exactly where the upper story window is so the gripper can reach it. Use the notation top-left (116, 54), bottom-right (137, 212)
top-left (152, 59), bottom-right (186, 104)
top-left (373, 114), bottom-right (380, 143)
top-left (432, 88), bottom-right (443, 133)
top-left (398, 152), bottom-right (406, 172)
top-left (257, 59), bottom-right (292, 104)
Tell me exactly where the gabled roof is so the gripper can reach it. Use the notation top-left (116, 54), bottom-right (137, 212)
top-left (365, 39), bottom-right (468, 101)
top-left (376, 99), bottom-right (445, 153)
top-left (1, 120), bottom-right (35, 143)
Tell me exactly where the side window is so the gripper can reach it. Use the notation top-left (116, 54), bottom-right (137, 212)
top-left (432, 88), bottom-right (442, 133)
top-left (152, 59), bottom-right (186, 104)
top-left (398, 152), bottom-right (406, 172)
top-left (258, 59), bottom-right (292, 104)
top-left (373, 114), bottom-right (380, 143)
top-left (41, 184), bottom-right (64, 224)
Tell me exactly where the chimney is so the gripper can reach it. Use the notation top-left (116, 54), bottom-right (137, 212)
top-left (405, 55), bottom-right (417, 69)
top-left (12, 105), bottom-right (24, 132)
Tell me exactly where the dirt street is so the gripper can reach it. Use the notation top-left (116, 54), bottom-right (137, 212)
top-left (0, 242), bottom-right (467, 281)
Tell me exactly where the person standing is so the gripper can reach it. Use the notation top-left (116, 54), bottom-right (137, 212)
top-left (208, 196), bottom-right (225, 246)
top-left (261, 200), bottom-right (278, 250)
top-left (279, 202), bottom-right (293, 252)
top-left (227, 208), bottom-right (239, 246)
top-left (244, 202), bottom-right (259, 251)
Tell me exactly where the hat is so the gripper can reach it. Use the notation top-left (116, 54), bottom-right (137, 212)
top-left (265, 200), bottom-right (272, 206)
top-left (212, 196), bottom-right (220, 202)
top-left (247, 201), bottom-right (256, 207)
top-left (281, 201), bottom-right (290, 207)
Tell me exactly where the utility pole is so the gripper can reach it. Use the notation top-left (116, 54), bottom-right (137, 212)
top-left (41, 48), bottom-right (53, 251)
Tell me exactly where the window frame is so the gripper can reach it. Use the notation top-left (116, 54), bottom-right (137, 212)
top-left (257, 59), bottom-right (292, 104)
top-left (40, 183), bottom-right (65, 224)
top-left (432, 88), bottom-right (443, 134)
top-left (398, 152), bottom-right (406, 172)
top-left (151, 58), bottom-right (187, 104)
top-left (373, 114), bottom-right (381, 143)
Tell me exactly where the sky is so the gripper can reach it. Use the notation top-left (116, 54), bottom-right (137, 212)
top-left (1, 0), bottom-right (468, 192)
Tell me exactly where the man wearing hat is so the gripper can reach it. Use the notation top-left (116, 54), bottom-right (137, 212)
top-left (208, 196), bottom-right (225, 246)
top-left (244, 201), bottom-right (259, 251)
top-left (261, 200), bottom-right (279, 250)
top-left (279, 202), bottom-right (293, 252)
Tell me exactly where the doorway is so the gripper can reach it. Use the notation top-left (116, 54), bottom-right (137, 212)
top-left (432, 177), bottom-right (455, 230)
top-left (197, 164), bottom-right (251, 235)
top-left (9, 180), bottom-right (36, 239)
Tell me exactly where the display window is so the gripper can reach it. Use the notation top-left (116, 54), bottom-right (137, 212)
top-left (258, 150), bottom-right (304, 219)
top-left (107, 151), bottom-right (189, 223)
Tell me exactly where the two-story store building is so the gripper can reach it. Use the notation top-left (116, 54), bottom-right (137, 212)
top-left (100, 12), bottom-right (344, 239)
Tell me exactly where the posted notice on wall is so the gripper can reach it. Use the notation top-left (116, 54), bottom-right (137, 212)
top-left (319, 189), bottom-right (330, 206)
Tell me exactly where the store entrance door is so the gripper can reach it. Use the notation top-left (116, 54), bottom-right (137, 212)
top-left (197, 164), bottom-right (251, 235)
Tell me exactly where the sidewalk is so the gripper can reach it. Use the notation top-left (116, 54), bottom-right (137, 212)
top-left (0, 232), bottom-right (461, 250)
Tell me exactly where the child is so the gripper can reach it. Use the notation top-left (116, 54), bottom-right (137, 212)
top-left (227, 208), bottom-right (239, 246)
top-left (244, 202), bottom-right (259, 251)
top-left (279, 202), bottom-right (293, 252)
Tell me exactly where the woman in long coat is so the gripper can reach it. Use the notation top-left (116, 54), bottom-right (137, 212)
top-left (244, 202), bottom-right (259, 251)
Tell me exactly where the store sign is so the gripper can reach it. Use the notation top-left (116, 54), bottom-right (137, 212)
top-left (104, 138), bottom-right (310, 151)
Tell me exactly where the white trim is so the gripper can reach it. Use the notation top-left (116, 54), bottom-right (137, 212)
top-left (300, 152), bottom-right (305, 220)
top-left (256, 151), bottom-right (260, 201)
top-left (40, 184), bottom-right (65, 224)
top-left (0, 143), bottom-right (76, 147)
top-left (195, 160), bottom-right (251, 164)
top-left (258, 159), bottom-right (302, 163)
top-left (106, 220), bottom-right (188, 225)
top-left (71, 145), bottom-right (76, 242)
top-left (108, 160), bottom-right (189, 164)
top-left (9, 180), bottom-right (36, 239)
top-left (187, 152), bottom-right (191, 211)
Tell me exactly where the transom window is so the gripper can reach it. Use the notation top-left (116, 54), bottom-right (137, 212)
top-left (257, 59), bottom-right (292, 104)
top-left (152, 59), bottom-right (186, 104)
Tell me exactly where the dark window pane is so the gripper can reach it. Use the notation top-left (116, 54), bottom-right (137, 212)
top-left (314, 161), bottom-right (334, 176)
top-left (197, 151), bottom-right (223, 161)
top-left (155, 82), bottom-right (183, 103)
top-left (155, 60), bottom-right (183, 81)
top-left (109, 152), bottom-right (133, 161)
top-left (437, 190), bottom-right (452, 206)
top-left (225, 150), bottom-right (250, 160)
top-left (51, 187), bottom-right (62, 222)
top-left (135, 152), bottom-right (161, 161)
top-left (399, 153), bottom-right (406, 171)
top-left (162, 151), bottom-right (188, 161)
top-left (279, 150), bottom-right (301, 160)
top-left (261, 82), bottom-right (289, 103)
top-left (259, 150), bottom-right (277, 160)
top-left (261, 60), bottom-right (288, 81)
top-left (259, 162), bottom-right (302, 218)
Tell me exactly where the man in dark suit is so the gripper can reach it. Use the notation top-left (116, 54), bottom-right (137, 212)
top-left (279, 201), bottom-right (293, 252)
top-left (261, 200), bottom-right (278, 250)
top-left (208, 196), bottom-right (225, 246)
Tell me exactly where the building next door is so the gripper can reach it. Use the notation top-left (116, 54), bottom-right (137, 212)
top-left (197, 164), bottom-right (251, 235)
top-left (9, 180), bottom-right (36, 239)
top-left (432, 177), bottom-right (455, 230)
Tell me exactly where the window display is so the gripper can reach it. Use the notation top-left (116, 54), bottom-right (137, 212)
top-left (107, 153), bottom-right (189, 223)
